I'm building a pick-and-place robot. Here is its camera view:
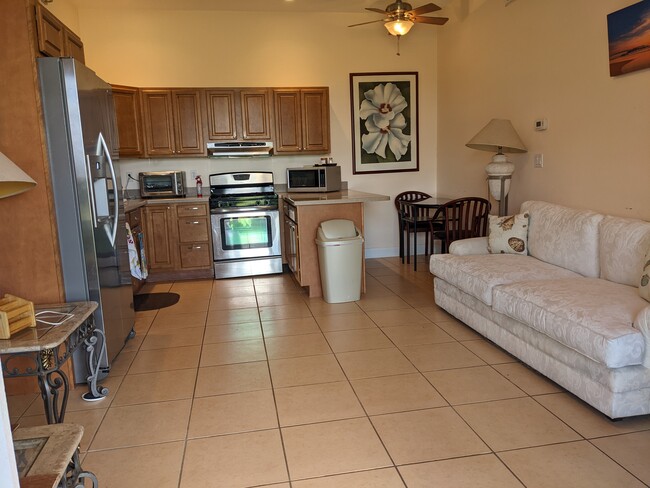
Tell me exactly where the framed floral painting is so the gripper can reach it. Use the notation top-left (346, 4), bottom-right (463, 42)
top-left (350, 72), bottom-right (418, 174)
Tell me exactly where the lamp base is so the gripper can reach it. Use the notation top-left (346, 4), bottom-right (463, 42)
top-left (487, 175), bottom-right (511, 216)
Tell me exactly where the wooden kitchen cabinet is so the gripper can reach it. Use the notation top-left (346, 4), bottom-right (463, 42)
top-left (240, 89), bottom-right (273, 140)
top-left (205, 90), bottom-right (238, 140)
top-left (144, 204), bottom-right (176, 271)
top-left (283, 201), bottom-right (300, 282)
top-left (205, 88), bottom-right (273, 141)
top-left (141, 89), bottom-right (205, 157)
top-left (273, 88), bottom-right (330, 154)
top-left (112, 85), bottom-right (145, 157)
top-left (35, 3), bottom-right (85, 63)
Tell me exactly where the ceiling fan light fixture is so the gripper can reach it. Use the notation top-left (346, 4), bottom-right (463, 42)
top-left (384, 18), bottom-right (414, 36)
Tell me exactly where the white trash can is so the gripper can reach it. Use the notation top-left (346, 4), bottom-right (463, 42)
top-left (315, 219), bottom-right (364, 303)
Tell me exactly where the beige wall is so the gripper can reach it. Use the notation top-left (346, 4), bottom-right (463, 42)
top-left (67, 7), bottom-right (439, 256)
top-left (438, 0), bottom-right (650, 220)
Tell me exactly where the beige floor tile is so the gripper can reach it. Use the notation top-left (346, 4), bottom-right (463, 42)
top-left (128, 345), bottom-right (201, 374)
top-left (200, 339), bottom-right (267, 367)
top-left (269, 354), bottom-right (346, 388)
top-left (63, 376), bottom-right (124, 414)
top-left (275, 381), bottom-right (365, 427)
top-left (209, 295), bottom-right (258, 310)
top-left (262, 317), bottom-right (322, 337)
top-left (435, 318), bottom-right (482, 340)
top-left (314, 312), bottom-right (378, 332)
top-left (206, 307), bottom-right (260, 325)
top-left (307, 299), bottom-right (362, 316)
top-left (492, 363), bottom-right (563, 395)
top-left (351, 373), bottom-right (447, 415)
top-left (203, 321), bottom-right (263, 343)
top-left (498, 440), bottom-right (647, 488)
top-left (109, 350), bottom-right (137, 375)
top-left (140, 326), bottom-right (204, 351)
top-left (282, 417), bottom-right (392, 480)
top-left (254, 274), bottom-right (297, 287)
top-left (292, 468), bottom-right (405, 487)
top-left (357, 296), bottom-right (411, 312)
top-left (400, 342), bottom-right (485, 371)
top-left (170, 279), bottom-right (214, 295)
top-left (400, 291), bottom-right (437, 308)
top-left (181, 430), bottom-right (288, 487)
top-left (260, 302), bottom-right (313, 321)
top-left (7, 393), bottom-right (39, 421)
top-left (324, 328), bottom-right (394, 353)
top-left (211, 282), bottom-right (256, 297)
top-left (416, 305), bottom-right (454, 322)
top-left (156, 296), bottom-right (210, 315)
top-left (83, 441), bottom-right (184, 488)
top-left (188, 389), bottom-right (277, 438)
top-left (139, 282), bottom-right (173, 294)
top-left (366, 308), bottom-right (430, 326)
top-left (121, 333), bottom-right (145, 353)
top-left (461, 339), bottom-right (517, 364)
top-left (134, 314), bottom-right (155, 335)
top-left (112, 369), bottom-right (197, 406)
top-left (534, 392), bottom-right (650, 438)
top-left (456, 397), bottom-right (581, 451)
top-left (591, 430), bottom-right (650, 485)
top-left (424, 366), bottom-right (526, 405)
top-left (336, 348), bottom-right (416, 379)
top-left (265, 333), bottom-right (332, 359)
top-left (150, 311), bottom-right (207, 330)
top-left (195, 361), bottom-right (271, 397)
top-left (381, 324), bottom-right (454, 346)
top-left (90, 400), bottom-right (191, 450)
top-left (257, 293), bottom-right (307, 307)
top-left (399, 454), bottom-right (524, 488)
top-left (255, 283), bottom-right (304, 295)
top-left (372, 407), bottom-right (490, 465)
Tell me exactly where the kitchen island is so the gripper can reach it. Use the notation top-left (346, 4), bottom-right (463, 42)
top-left (279, 189), bottom-right (389, 298)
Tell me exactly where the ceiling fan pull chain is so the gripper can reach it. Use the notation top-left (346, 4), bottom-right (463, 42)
top-left (397, 35), bottom-right (401, 56)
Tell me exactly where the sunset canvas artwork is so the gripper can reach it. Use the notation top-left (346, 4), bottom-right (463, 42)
top-left (607, 0), bottom-right (650, 76)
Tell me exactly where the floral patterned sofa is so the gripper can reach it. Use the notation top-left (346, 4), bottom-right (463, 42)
top-left (429, 200), bottom-right (650, 419)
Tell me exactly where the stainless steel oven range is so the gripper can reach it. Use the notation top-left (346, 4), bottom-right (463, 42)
top-left (209, 172), bottom-right (282, 279)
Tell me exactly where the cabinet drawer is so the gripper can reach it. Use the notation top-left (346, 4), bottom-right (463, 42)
top-left (128, 207), bottom-right (143, 228)
top-left (177, 217), bottom-right (209, 242)
top-left (179, 243), bottom-right (211, 268)
top-left (177, 204), bottom-right (207, 217)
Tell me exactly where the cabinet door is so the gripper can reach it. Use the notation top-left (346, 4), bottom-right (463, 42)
top-left (63, 29), bottom-right (85, 64)
top-left (241, 89), bottom-right (272, 140)
top-left (172, 89), bottom-right (205, 155)
top-left (205, 90), bottom-right (237, 140)
top-left (141, 90), bottom-right (175, 156)
top-left (302, 88), bottom-right (330, 152)
top-left (35, 4), bottom-right (65, 57)
top-left (112, 85), bottom-right (144, 157)
top-left (273, 90), bottom-right (302, 153)
top-left (144, 205), bottom-right (176, 270)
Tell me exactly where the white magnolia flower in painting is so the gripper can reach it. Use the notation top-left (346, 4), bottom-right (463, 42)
top-left (359, 82), bottom-right (408, 128)
top-left (362, 112), bottom-right (411, 161)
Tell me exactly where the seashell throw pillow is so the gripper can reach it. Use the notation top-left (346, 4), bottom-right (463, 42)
top-left (641, 247), bottom-right (650, 302)
top-left (488, 213), bottom-right (530, 255)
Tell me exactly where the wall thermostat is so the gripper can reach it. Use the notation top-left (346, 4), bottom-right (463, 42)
top-left (534, 118), bottom-right (548, 131)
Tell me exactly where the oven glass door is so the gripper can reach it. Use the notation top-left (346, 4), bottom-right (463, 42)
top-left (212, 210), bottom-right (281, 261)
top-left (142, 174), bottom-right (174, 193)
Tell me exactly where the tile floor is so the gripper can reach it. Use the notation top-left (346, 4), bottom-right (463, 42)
top-left (7, 256), bottom-right (650, 487)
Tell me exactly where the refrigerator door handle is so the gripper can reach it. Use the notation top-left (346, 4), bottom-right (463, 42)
top-left (98, 132), bottom-right (118, 247)
top-left (85, 155), bottom-right (99, 228)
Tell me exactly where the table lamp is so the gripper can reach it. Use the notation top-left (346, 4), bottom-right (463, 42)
top-left (0, 151), bottom-right (36, 198)
top-left (466, 119), bottom-right (527, 216)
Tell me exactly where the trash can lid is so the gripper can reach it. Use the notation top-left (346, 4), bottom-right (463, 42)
top-left (318, 219), bottom-right (357, 239)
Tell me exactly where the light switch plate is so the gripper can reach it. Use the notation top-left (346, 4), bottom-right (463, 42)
top-left (534, 154), bottom-right (544, 168)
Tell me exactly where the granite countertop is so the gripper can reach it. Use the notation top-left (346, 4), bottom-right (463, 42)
top-left (124, 193), bottom-right (209, 213)
top-left (280, 189), bottom-right (390, 206)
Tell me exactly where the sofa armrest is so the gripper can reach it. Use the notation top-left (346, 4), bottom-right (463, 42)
top-left (449, 237), bottom-right (489, 255)
top-left (634, 306), bottom-right (650, 368)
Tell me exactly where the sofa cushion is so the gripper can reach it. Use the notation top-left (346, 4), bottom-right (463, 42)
top-left (520, 201), bottom-right (603, 278)
top-left (493, 278), bottom-right (647, 368)
top-left (599, 215), bottom-right (650, 287)
top-left (429, 253), bottom-right (580, 306)
top-left (488, 213), bottom-right (529, 255)
top-left (642, 246), bottom-right (650, 302)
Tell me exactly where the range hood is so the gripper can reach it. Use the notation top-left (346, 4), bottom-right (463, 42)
top-left (207, 141), bottom-right (273, 158)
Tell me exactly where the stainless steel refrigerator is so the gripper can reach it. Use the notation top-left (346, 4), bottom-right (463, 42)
top-left (38, 57), bottom-right (134, 382)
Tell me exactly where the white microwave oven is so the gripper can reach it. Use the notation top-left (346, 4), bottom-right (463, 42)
top-left (286, 165), bottom-right (341, 193)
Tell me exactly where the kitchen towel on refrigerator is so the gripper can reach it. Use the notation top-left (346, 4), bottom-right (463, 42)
top-left (126, 222), bottom-right (147, 280)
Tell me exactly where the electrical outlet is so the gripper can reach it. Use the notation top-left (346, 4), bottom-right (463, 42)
top-left (534, 154), bottom-right (544, 168)
top-left (190, 170), bottom-right (197, 180)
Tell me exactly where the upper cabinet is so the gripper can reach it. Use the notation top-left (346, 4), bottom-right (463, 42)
top-left (205, 90), bottom-right (237, 140)
top-left (274, 88), bottom-right (330, 154)
top-left (240, 89), bottom-right (273, 141)
top-left (35, 4), bottom-right (85, 64)
top-left (141, 89), bottom-right (205, 157)
top-left (112, 85), bottom-right (144, 157)
top-left (205, 88), bottom-right (273, 142)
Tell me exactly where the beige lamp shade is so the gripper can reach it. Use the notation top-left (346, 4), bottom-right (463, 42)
top-left (466, 118), bottom-right (527, 154)
top-left (385, 19), bottom-right (414, 36)
top-left (0, 151), bottom-right (37, 198)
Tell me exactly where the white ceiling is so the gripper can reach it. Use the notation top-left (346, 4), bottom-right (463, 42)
top-left (65, 0), bottom-right (452, 13)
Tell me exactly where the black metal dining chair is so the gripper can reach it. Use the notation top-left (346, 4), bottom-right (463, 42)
top-left (394, 191), bottom-right (431, 264)
top-left (430, 197), bottom-right (491, 252)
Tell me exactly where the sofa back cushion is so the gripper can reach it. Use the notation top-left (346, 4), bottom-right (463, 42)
top-left (599, 216), bottom-right (650, 287)
top-left (520, 201), bottom-right (603, 277)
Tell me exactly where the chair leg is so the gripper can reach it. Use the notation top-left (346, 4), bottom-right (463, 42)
top-left (405, 223), bottom-right (410, 264)
top-left (398, 218), bottom-right (404, 262)
top-left (413, 228), bottom-right (418, 271)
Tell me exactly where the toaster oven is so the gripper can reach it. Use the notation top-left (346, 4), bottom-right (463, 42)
top-left (139, 171), bottom-right (186, 198)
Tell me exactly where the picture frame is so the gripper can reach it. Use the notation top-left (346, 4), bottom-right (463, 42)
top-left (350, 72), bottom-right (419, 174)
top-left (607, 0), bottom-right (650, 77)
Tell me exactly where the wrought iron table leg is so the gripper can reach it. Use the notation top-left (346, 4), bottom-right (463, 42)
top-left (38, 349), bottom-right (69, 424)
top-left (82, 329), bottom-right (109, 402)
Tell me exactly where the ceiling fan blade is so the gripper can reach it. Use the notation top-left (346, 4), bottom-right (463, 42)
top-left (408, 3), bottom-right (442, 16)
top-left (413, 15), bottom-right (449, 25)
top-left (365, 7), bottom-right (389, 14)
top-left (349, 19), bottom-right (388, 27)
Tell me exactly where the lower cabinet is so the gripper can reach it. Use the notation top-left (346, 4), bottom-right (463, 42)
top-left (144, 201), bottom-right (214, 281)
top-left (126, 206), bottom-right (147, 294)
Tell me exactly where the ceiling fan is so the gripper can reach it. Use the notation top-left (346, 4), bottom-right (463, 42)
top-left (349, 1), bottom-right (449, 37)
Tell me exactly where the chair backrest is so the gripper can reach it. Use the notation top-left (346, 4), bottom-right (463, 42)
top-left (432, 197), bottom-right (491, 245)
top-left (394, 191), bottom-right (432, 211)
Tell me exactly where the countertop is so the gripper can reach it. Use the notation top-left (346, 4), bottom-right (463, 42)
top-left (280, 189), bottom-right (390, 206)
top-left (124, 194), bottom-right (208, 213)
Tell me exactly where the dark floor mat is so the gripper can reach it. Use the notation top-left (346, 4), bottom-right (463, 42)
top-left (134, 292), bottom-right (180, 311)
